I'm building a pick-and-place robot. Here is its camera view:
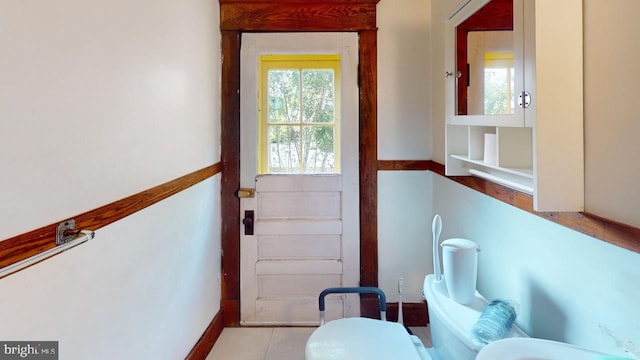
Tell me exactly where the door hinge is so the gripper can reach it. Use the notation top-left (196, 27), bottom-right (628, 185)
top-left (518, 91), bottom-right (531, 108)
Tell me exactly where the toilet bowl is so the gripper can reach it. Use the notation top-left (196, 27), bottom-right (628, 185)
top-left (305, 317), bottom-right (432, 360)
top-left (423, 274), bottom-right (528, 360)
top-left (305, 286), bottom-right (432, 360)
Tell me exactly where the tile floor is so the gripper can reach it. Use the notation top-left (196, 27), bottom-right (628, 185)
top-left (206, 325), bottom-right (432, 360)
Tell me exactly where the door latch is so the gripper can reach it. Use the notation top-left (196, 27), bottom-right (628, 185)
top-left (243, 210), bottom-right (255, 235)
top-left (235, 188), bottom-right (255, 198)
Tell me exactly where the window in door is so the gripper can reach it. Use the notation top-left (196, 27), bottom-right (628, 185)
top-left (258, 55), bottom-right (341, 174)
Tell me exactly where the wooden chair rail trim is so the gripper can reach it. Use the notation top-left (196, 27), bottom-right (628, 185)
top-left (378, 160), bottom-right (432, 171)
top-left (0, 163), bottom-right (222, 271)
top-left (380, 159), bottom-right (640, 254)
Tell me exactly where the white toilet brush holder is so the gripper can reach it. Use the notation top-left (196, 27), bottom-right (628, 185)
top-left (441, 238), bottom-right (479, 305)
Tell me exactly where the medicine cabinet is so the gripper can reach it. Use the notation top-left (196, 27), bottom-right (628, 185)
top-left (444, 0), bottom-right (584, 212)
top-left (445, 0), bottom-right (533, 128)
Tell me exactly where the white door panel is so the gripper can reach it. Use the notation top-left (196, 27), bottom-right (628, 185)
top-left (258, 275), bottom-right (342, 298)
top-left (255, 174), bottom-right (342, 191)
top-left (256, 260), bottom-right (343, 275)
top-left (258, 193), bottom-right (341, 219)
top-left (258, 235), bottom-right (342, 260)
top-left (255, 220), bottom-right (343, 235)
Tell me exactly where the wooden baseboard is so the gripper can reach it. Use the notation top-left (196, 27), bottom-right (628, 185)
top-left (185, 309), bottom-right (225, 360)
top-left (362, 296), bottom-right (429, 327)
top-left (386, 301), bottom-right (429, 327)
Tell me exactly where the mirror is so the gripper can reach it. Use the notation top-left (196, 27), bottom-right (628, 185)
top-left (456, 0), bottom-right (514, 116)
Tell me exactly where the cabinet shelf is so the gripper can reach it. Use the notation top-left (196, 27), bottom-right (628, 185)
top-left (449, 154), bottom-right (533, 179)
top-left (449, 154), bottom-right (534, 195)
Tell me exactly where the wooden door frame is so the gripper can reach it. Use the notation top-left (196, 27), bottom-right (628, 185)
top-left (219, 0), bottom-right (380, 326)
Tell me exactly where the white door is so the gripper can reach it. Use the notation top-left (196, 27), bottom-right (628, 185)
top-left (239, 33), bottom-right (360, 325)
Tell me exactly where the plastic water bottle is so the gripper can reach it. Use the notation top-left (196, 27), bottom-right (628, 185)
top-left (471, 300), bottom-right (517, 344)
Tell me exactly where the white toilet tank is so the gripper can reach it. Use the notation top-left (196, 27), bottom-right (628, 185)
top-left (422, 274), bottom-right (528, 360)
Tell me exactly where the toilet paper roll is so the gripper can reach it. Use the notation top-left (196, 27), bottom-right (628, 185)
top-left (483, 133), bottom-right (497, 165)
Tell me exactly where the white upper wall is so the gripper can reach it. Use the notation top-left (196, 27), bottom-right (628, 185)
top-left (583, 0), bottom-right (640, 228)
top-left (0, 0), bottom-right (221, 239)
top-left (0, 0), bottom-right (222, 358)
top-left (377, 0), bottom-right (432, 160)
top-left (429, 0), bottom-right (459, 163)
top-left (375, 0), bottom-right (434, 302)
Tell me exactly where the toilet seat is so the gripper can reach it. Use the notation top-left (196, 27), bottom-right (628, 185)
top-left (305, 317), bottom-right (432, 360)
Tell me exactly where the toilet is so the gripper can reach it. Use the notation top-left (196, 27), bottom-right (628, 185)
top-left (305, 275), bottom-right (528, 360)
top-left (306, 223), bottom-right (528, 359)
top-left (423, 274), bottom-right (528, 359)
